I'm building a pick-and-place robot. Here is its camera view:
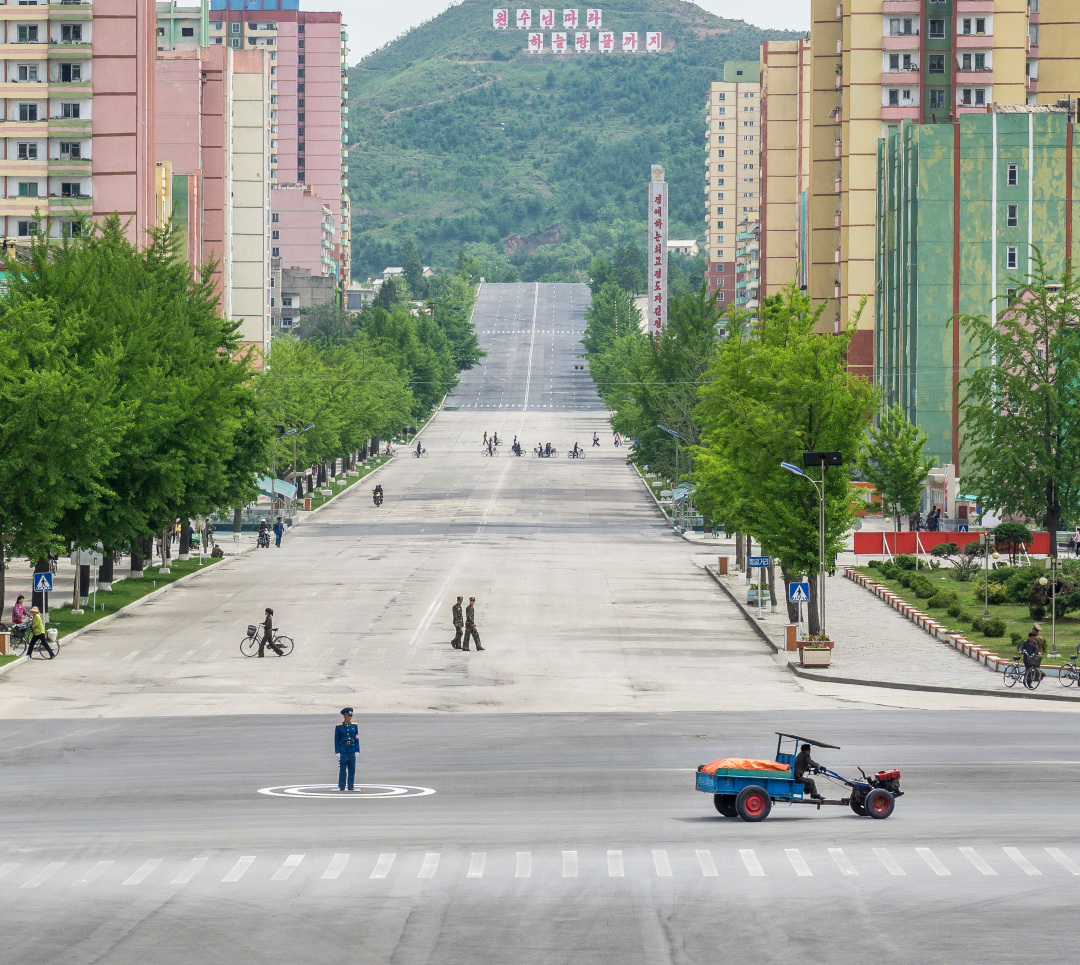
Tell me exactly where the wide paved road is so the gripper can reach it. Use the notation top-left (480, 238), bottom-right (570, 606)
top-left (2, 283), bottom-right (1078, 964)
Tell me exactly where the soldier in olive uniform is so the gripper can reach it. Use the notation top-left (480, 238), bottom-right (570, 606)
top-left (334, 707), bottom-right (359, 791)
top-left (463, 596), bottom-right (484, 651)
top-left (451, 596), bottom-right (464, 649)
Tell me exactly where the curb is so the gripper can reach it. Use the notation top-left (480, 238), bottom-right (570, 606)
top-left (0, 655), bottom-right (27, 677)
top-left (703, 565), bottom-right (779, 655)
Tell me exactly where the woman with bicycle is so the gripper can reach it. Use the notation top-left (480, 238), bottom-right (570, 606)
top-left (259, 608), bottom-right (284, 657)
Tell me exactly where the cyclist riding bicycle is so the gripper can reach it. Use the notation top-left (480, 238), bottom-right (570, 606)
top-left (571, 442), bottom-right (581, 457)
top-left (1020, 627), bottom-right (1044, 686)
top-left (545, 442), bottom-right (552, 458)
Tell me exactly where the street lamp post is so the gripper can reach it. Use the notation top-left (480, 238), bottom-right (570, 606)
top-left (982, 534), bottom-right (1000, 618)
top-left (658, 424), bottom-right (683, 530)
top-left (282, 423), bottom-right (315, 509)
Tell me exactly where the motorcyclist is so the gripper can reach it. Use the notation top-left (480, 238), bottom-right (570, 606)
top-left (257, 518), bottom-right (270, 547)
top-left (373, 483), bottom-right (384, 506)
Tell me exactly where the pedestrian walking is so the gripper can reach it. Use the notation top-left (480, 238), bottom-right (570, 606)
top-left (1073, 525), bottom-right (1080, 558)
top-left (451, 596), bottom-right (464, 649)
top-left (463, 596), bottom-right (484, 651)
top-left (26, 606), bottom-right (54, 659)
top-left (273, 516), bottom-right (285, 548)
top-left (334, 707), bottom-right (359, 792)
top-left (258, 607), bottom-right (283, 657)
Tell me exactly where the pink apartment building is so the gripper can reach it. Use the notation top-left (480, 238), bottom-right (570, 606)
top-left (270, 183), bottom-right (332, 277)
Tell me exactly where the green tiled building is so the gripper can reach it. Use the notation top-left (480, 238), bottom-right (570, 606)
top-left (875, 106), bottom-right (1080, 471)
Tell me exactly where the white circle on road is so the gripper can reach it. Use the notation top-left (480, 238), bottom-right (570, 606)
top-left (258, 783), bottom-right (436, 799)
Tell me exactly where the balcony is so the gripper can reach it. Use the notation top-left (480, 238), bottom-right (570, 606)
top-left (48, 193), bottom-right (91, 210)
top-left (881, 105), bottom-right (920, 120)
top-left (957, 1), bottom-right (995, 12)
top-left (956, 33), bottom-right (991, 49)
top-left (883, 34), bottom-right (919, 51)
top-left (882, 1), bottom-right (922, 12)
top-left (48, 3), bottom-right (94, 17)
top-left (881, 71), bottom-right (920, 86)
top-left (0, 160), bottom-right (49, 176)
top-left (1027, 75), bottom-right (1039, 93)
top-left (956, 69), bottom-right (994, 84)
top-left (48, 43), bottom-right (93, 58)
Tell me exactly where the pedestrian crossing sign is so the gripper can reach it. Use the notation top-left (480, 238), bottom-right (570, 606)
top-left (33, 572), bottom-right (53, 593)
top-left (788, 582), bottom-right (810, 604)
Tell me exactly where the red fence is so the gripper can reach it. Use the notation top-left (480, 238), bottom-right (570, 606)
top-left (852, 531), bottom-right (1051, 556)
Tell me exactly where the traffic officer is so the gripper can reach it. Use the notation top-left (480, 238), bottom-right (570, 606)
top-left (451, 596), bottom-right (464, 649)
top-left (463, 596), bottom-right (484, 651)
top-left (334, 707), bottom-right (359, 792)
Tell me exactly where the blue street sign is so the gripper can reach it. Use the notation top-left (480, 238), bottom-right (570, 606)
top-left (789, 582), bottom-right (811, 604)
top-left (747, 556), bottom-right (770, 568)
top-left (33, 572), bottom-right (53, 593)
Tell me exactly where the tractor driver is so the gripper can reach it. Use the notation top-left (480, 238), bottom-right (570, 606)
top-left (795, 743), bottom-right (826, 802)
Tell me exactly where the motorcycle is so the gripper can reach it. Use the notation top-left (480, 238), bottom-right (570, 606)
top-left (257, 530), bottom-right (271, 548)
top-left (373, 489), bottom-right (384, 507)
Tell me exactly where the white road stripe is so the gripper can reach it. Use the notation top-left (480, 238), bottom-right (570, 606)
top-left (607, 850), bottom-right (624, 877)
top-left (272, 855), bottom-right (305, 881)
top-left (652, 850), bottom-right (672, 877)
top-left (829, 848), bottom-right (858, 876)
top-left (515, 852), bottom-right (531, 878)
top-left (1046, 847), bottom-right (1080, 875)
top-left (740, 849), bottom-right (765, 877)
top-left (321, 854), bottom-right (349, 880)
top-left (916, 847), bottom-right (951, 876)
top-left (562, 851), bottom-right (578, 878)
top-left (209, 650), bottom-right (221, 661)
top-left (466, 853), bottom-right (486, 878)
top-left (122, 650), bottom-right (141, 662)
top-left (222, 856), bottom-right (255, 883)
top-left (72, 861), bottom-right (113, 887)
top-left (370, 854), bottom-right (395, 879)
top-left (695, 850), bottom-right (718, 877)
top-left (873, 848), bottom-right (906, 876)
top-left (122, 859), bottom-right (161, 886)
top-left (172, 857), bottom-right (208, 884)
top-left (959, 847), bottom-right (997, 876)
top-left (785, 849), bottom-right (812, 877)
top-left (21, 863), bottom-right (65, 888)
top-left (418, 853), bottom-right (440, 879)
top-left (179, 649), bottom-right (196, 662)
top-left (1003, 847), bottom-right (1041, 876)
top-left (151, 651), bottom-right (168, 662)
top-left (0, 863), bottom-right (19, 882)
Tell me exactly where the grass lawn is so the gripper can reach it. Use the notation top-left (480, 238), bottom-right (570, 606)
top-left (853, 566), bottom-right (1080, 665)
top-left (0, 654), bottom-right (17, 668)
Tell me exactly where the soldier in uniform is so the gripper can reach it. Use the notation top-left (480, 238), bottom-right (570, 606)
top-left (463, 596), bottom-right (484, 651)
top-left (334, 707), bottom-right (359, 791)
top-left (451, 596), bottom-right (464, 649)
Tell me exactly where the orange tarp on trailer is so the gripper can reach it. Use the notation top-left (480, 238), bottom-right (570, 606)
top-left (697, 759), bottom-right (791, 775)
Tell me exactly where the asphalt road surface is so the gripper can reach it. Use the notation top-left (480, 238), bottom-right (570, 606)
top-left (2, 283), bottom-right (1078, 964)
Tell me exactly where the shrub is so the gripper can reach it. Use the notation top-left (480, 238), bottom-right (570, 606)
top-left (981, 618), bottom-right (1007, 638)
top-left (1010, 631), bottom-right (1024, 648)
top-left (994, 521), bottom-right (1033, 564)
top-left (867, 560), bottom-right (882, 570)
top-left (928, 591), bottom-right (959, 609)
top-left (971, 617), bottom-right (985, 633)
top-left (973, 579), bottom-right (1010, 606)
top-left (912, 577), bottom-right (936, 599)
top-left (899, 572), bottom-right (914, 588)
top-left (880, 564), bottom-right (900, 581)
top-left (947, 603), bottom-right (964, 618)
top-left (894, 554), bottom-right (919, 571)
top-left (1006, 566), bottom-right (1045, 604)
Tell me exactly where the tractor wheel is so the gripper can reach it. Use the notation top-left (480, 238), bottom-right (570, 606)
top-left (713, 794), bottom-right (738, 817)
top-left (849, 797), bottom-right (868, 816)
top-left (864, 788), bottom-right (895, 819)
top-left (736, 785), bottom-right (772, 822)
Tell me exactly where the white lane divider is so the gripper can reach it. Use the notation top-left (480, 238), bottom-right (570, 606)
top-left (272, 855), bottom-right (305, 881)
top-left (652, 850), bottom-right (672, 878)
top-left (467, 853), bottom-right (486, 879)
top-left (959, 847), bottom-right (997, 876)
top-left (785, 849), bottom-right (812, 877)
top-left (370, 854), bottom-right (395, 879)
top-left (740, 849), bottom-right (765, 877)
top-left (515, 852), bottom-right (531, 878)
top-left (696, 850), bottom-right (718, 877)
top-left (607, 850), bottom-right (624, 877)
top-left (562, 851), bottom-right (578, 878)
top-left (916, 847), bottom-right (951, 876)
top-left (873, 848), bottom-right (906, 876)
top-left (322, 854), bottom-right (349, 880)
top-left (829, 848), bottom-right (858, 876)
top-left (172, 857), bottom-right (208, 884)
top-left (418, 853), bottom-right (440, 879)
top-left (1003, 847), bottom-right (1041, 876)
top-left (21, 863), bottom-right (65, 888)
top-left (72, 861), bottom-right (114, 887)
top-left (222, 856), bottom-right (255, 883)
top-left (122, 859), bottom-right (161, 886)
top-left (1046, 847), bottom-right (1080, 875)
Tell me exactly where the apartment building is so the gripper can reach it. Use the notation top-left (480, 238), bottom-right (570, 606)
top-left (270, 182), bottom-right (334, 278)
top-left (207, 0), bottom-right (350, 285)
top-left (0, 0), bottom-right (157, 245)
top-left (156, 0), bottom-right (207, 49)
top-left (733, 219), bottom-right (760, 315)
top-left (704, 62), bottom-right (760, 306)
top-left (876, 106), bottom-right (1080, 468)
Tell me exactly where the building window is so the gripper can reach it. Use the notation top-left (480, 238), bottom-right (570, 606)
top-left (17, 142), bottom-right (37, 160)
top-left (272, 247), bottom-right (280, 257)
top-left (18, 182), bottom-right (39, 198)
top-left (298, 127), bottom-right (305, 136)
top-left (282, 317), bottom-right (294, 328)
top-left (211, 22), bottom-right (222, 30)
top-left (231, 38), bottom-right (240, 48)
top-left (889, 54), bottom-right (899, 71)
top-left (888, 89), bottom-right (899, 107)
top-left (61, 103), bottom-right (80, 118)
top-left (1007, 246), bottom-right (1018, 269)
top-left (19, 103), bottom-right (38, 122)
top-left (18, 64), bottom-right (39, 82)
top-left (962, 18), bottom-right (972, 34)
top-left (928, 54), bottom-right (945, 74)
top-left (1007, 204), bottom-right (1018, 228)
top-left (298, 69), bottom-right (305, 78)
top-left (974, 53), bottom-right (986, 71)
top-left (928, 19), bottom-right (945, 39)
top-left (17, 24), bottom-right (39, 43)
top-left (961, 88), bottom-right (972, 105)
top-left (272, 213), bottom-right (279, 223)
top-left (157, 26), bottom-right (165, 36)
top-left (1007, 163), bottom-right (1019, 186)
top-left (60, 24), bottom-right (83, 43)
top-left (17, 220), bottom-right (39, 237)
top-left (59, 141), bottom-right (80, 159)
top-left (928, 89), bottom-right (946, 110)
top-left (974, 88), bottom-right (985, 106)
top-left (182, 26), bottom-right (194, 38)
top-left (59, 63), bottom-right (82, 82)
top-left (298, 55), bottom-right (305, 64)
top-left (717, 292), bottom-right (724, 302)
top-left (975, 18), bottom-right (986, 35)
top-left (272, 230), bottom-right (279, 239)
top-left (231, 23), bottom-right (240, 34)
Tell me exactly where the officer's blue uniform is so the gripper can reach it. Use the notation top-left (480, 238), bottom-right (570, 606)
top-left (334, 711), bottom-right (359, 791)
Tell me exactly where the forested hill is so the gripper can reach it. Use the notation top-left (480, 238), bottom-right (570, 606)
top-left (347, 0), bottom-right (798, 283)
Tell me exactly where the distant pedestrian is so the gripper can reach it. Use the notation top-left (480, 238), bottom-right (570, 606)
top-left (593, 432), bottom-right (600, 447)
top-left (483, 431), bottom-right (488, 445)
top-left (1074, 525), bottom-right (1080, 557)
top-left (26, 606), bottom-right (54, 659)
top-left (909, 511), bottom-right (922, 532)
top-left (451, 595), bottom-right (464, 649)
top-left (463, 596), bottom-right (484, 651)
top-left (273, 516), bottom-right (285, 547)
top-left (613, 431), bottom-right (621, 447)
top-left (334, 707), bottom-right (359, 792)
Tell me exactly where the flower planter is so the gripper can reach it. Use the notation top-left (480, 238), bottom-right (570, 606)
top-left (798, 644), bottom-right (833, 668)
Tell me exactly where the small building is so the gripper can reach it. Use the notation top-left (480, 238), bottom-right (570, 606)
top-left (270, 260), bottom-right (336, 333)
top-left (667, 240), bottom-right (700, 257)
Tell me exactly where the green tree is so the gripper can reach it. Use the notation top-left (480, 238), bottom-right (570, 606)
top-left (959, 252), bottom-right (1080, 556)
top-left (401, 238), bottom-right (424, 297)
top-left (858, 404), bottom-right (935, 532)
top-left (296, 301), bottom-right (360, 345)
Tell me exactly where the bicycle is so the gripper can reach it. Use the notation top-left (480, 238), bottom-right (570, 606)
top-left (241, 625), bottom-right (294, 657)
top-left (1058, 653), bottom-right (1080, 687)
top-left (1003, 661), bottom-right (1024, 688)
top-left (481, 447), bottom-right (498, 457)
top-left (567, 449), bottom-right (586, 460)
top-left (412, 447), bottom-right (428, 458)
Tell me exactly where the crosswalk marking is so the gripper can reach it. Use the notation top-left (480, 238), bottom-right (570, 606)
top-left (72, 861), bottom-right (113, 887)
top-left (1004, 847), bottom-right (1041, 876)
top-left (21, 863), bottom-right (65, 888)
top-left (785, 849), bottom-right (812, 877)
top-left (209, 650), bottom-right (221, 661)
top-left (562, 851), bottom-right (578, 878)
top-left (151, 651), bottom-right (167, 662)
top-left (873, 848), bottom-right (906, 876)
top-left (370, 854), bottom-right (395, 879)
top-left (607, 850), bottom-right (624, 877)
top-left (515, 852), bottom-right (531, 878)
top-left (960, 847), bottom-right (997, 876)
top-left (322, 854), bottom-right (349, 880)
top-left (122, 859), bottom-right (161, 886)
top-left (1046, 847), bottom-right (1080, 875)
top-left (652, 850), bottom-right (672, 878)
top-left (696, 849), bottom-right (718, 877)
top-left (916, 848), bottom-right (951, 876)
top-left (272, 855), bottom-right (305, 881)
top-left (172, 857), bottom-right (207, 884)
top-left (179, 649), bottom-right (196, 662)
top-left (222, 856), bottom-right (255, 883)
top-left (122, 650), bottom-right (141, 662)
top-left (829, 848), bottom-right (858, 876)
top-left (740, 849), bottom-right (765, 877)
top-left (418, 853), bottom-right (440, 879)
top-left (467, 853), bottom-right (486, 879)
